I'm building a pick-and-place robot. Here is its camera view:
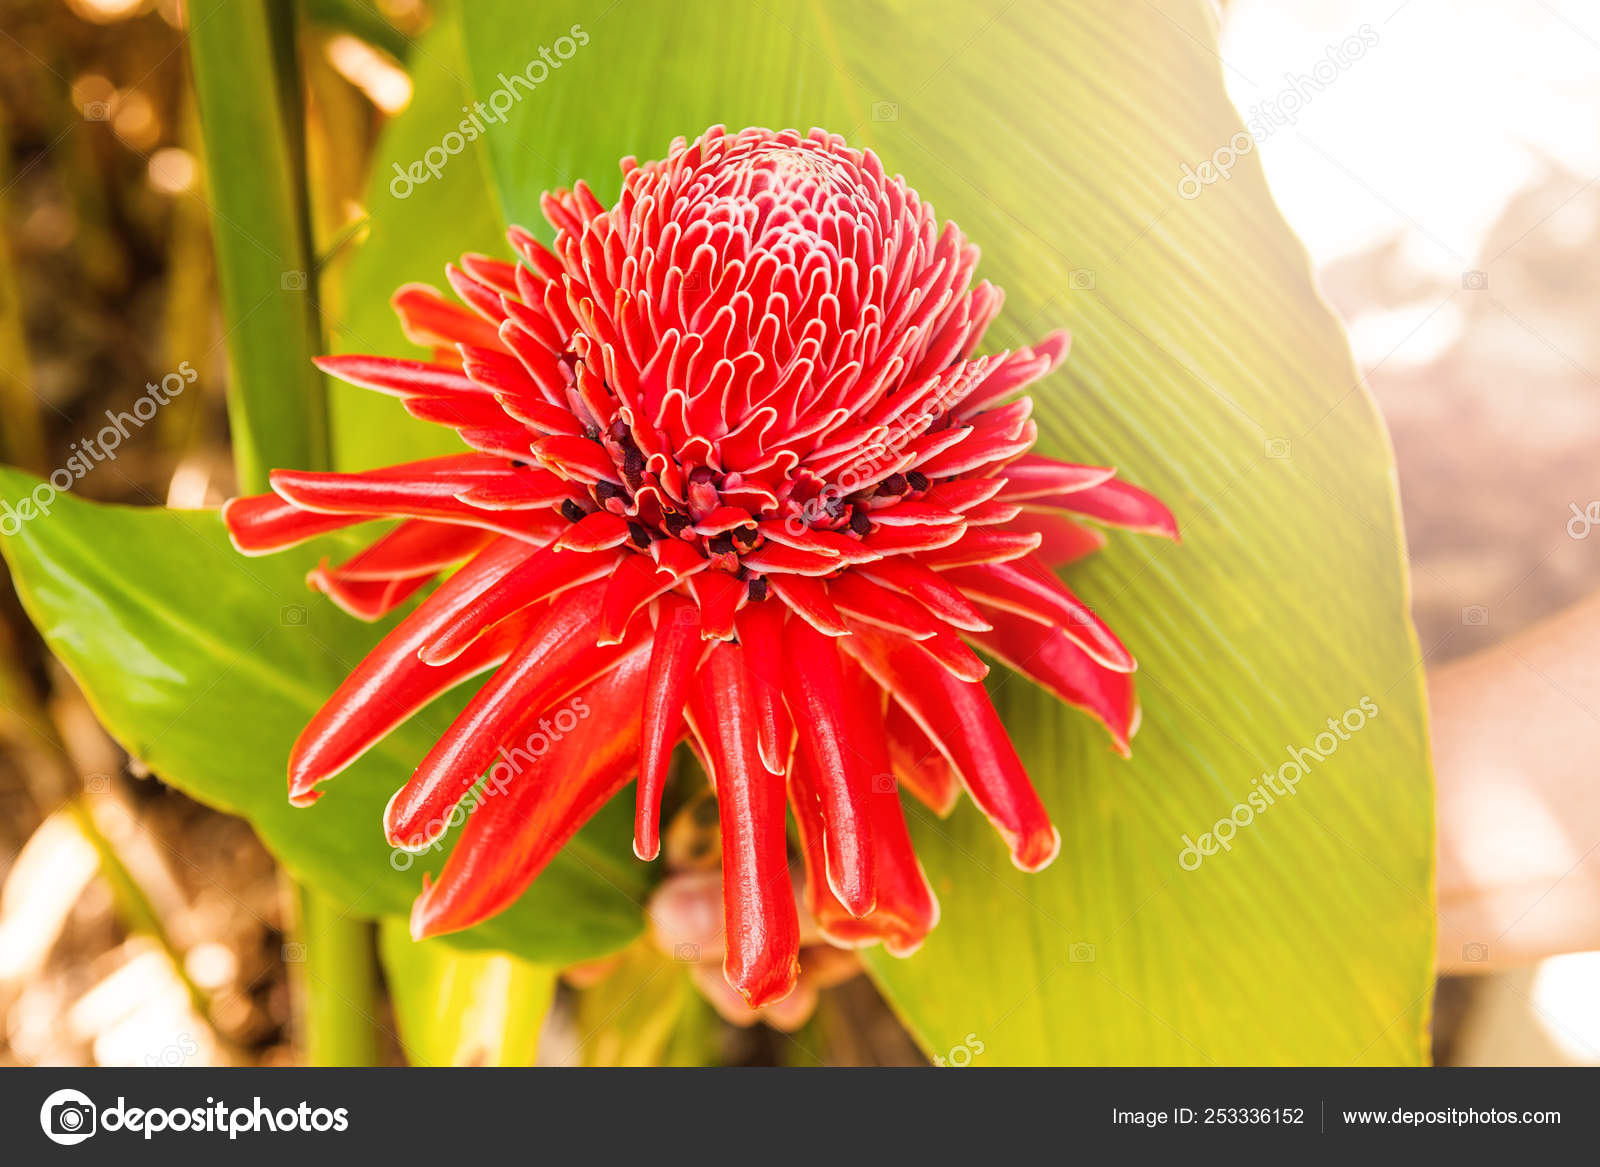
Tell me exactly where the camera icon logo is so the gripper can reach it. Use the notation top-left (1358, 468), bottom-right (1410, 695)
top-left (871, 773), bottom-right (897, 795)
top-left (1264, 437), bottom-right (1292, 461)
top-left (281, 604), bottom-right (307, 626)
top-left (1069, 942), bottom-right (1096, 963)
top-left (1461, 270), bottom-right (1488, 291)
top-left (1461, 605), bottom-right (1490, 627)
top-left (673, 942), bottom-right (701, 962)
top-left (40, 1088), bottom-right (97, 1145)
top-left (871, 101), bottom-right (899, 122)
top-left (1069, 268), bottom-right (1096, 292)
top-left (83, 101), bottom-right (110, 122)
top-left (281, 270), bottom-right (308, 291)
top-left (1461, 941), bottom-right (1489, 963)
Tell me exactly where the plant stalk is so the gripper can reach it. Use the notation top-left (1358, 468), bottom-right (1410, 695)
top-left (188, 0), bottom-right (377, 1066)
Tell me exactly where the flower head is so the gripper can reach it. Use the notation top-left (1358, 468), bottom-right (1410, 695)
top-left (224, 127), bottom-right (1176, 1006)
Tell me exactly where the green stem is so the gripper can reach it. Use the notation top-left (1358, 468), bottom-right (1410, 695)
top-left (188, 0), bottom-right (329, 491)
top-left (287, 880), bottom-right (382, 1067)
top-left (189, 0), bottom-right (377, 1065)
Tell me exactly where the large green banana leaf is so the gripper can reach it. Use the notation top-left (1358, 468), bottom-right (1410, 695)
top-left (441, 0), bottom-right (1435, 1064)
top-left (0, 0), bottom-right (1434, 1064)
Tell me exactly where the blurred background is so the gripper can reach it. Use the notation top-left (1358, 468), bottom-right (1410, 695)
top-left (0, 0), bottom-right (1595, 1065)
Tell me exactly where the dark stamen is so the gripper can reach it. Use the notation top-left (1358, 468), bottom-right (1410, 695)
top-left (662, 510), bottom-right (694, 537)
top-left (879, 472), bottom-right (908, 496)
top-left (748, 577), bottom-right (768, 602)
top-left (560, 499), bottom-right (586, 523)
top-left (708, 533), bottom-right (736, 557)
top-left (596, 481), bottom-right (627, 506)
top-left (848, 507), bottom-right (872, 536)
top-left (907, 470), bottom-right (930, 491)
top-left (732, 524), bottom-right (759, 548)
top-left (627, 521), bottom-right (652, 549)
top-left (622, 445), bottom-right (646, 482)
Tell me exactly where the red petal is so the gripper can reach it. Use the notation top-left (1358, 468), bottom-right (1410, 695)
top-left (734, 601), bottom-right (793, 776)
top-left (634, 595), bottom-right (703, 861)
top-left (993, 454), bottom-right (1116, 501)
top-left (391, 282), bottom-right (503, 350)
top-left (313, 354), bottom-right (487, 400)
top-left (842, 625), bottom-right (1059, 872)
top-left (767, 574), bottom-right (849, 636)
top-left (600, 553), bottom-right (686, 645)
top-left (827, 573), bottom-right (950, 641)
top-left (885, 696), bottom-right (961, 815)
top-left (685, 644), bottom-right (800, 1008)
top-left (911, 527), bottom-right (1041, 569)
top-left (420, 540), bottom-right (619, 664)
top-left (687, 569), bottom-right (747, 640)
top-left (855, 557), bottom-right (990, 633)
top-left (1031, 477), bottom-right (1179, 540)
top-left (781, 618), bottom-right (878, 917)
top-left (222, 493), bottom-right (365, 555)
top-left (943, 559), bottom-right (1134, 673)
top-left (966, 603), bottom-right (1140, 756)
top-left (287, 538), bottom-right (536, 802)
top-left (386, 582), bottom-right (647, 848)
top-left (307, 567), bottom-right (429, 621)
top-left (1012, 512), bottom-right (1106, 567)
top-left (409, 655), bottom-right (649, 938)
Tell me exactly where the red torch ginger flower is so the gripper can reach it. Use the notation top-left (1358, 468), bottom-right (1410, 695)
top-left (224, 126), bottom-right (1177, 1006)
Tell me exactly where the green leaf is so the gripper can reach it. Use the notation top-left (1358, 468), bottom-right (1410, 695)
top-left (378, 917), bottom-right (557, 1066)
top-left (0, 469), bottom-right (646, 966)
top-left (455, 0), bottom-right (1434, 1064)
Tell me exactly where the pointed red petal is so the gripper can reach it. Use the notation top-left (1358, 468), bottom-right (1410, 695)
top-left (1031, 477), bottom-right (1179, 540)
top-left (287, 539), bottom-right (536, 802)
top-left (911, 527), bottom-right (1041, 568)
top-left (993, 454), bottom-right (1116, 501)
top-left (780, 618), bottom-right (878, 918)
top-left (885, 695), bottom-right (962, 816)
top-left (842, 625), bottom-right (1059, 872)
top-left (685, 643), bottom-right (799, 1008)
top-left (221, 493), bottom-right (365, 555)
top-left (687, 569), bottom-right (747, 640)
top-left (386, 581), bottom-right (647, 848)
top-left (855, 557), bottom-right (991, 633)
top-left (966, 603), bottom-right (1140, 756)
top-left (767, 574), bottom-right (849, 636)
top-left (734, 601), bottom-right (794, 776)
top-left (419, 540), bottom-right (619, 664)
top-left (634, 595), bottom-right (703, 861)
top-left (1012, 512), bottom-right (1107, 567)
top-left (312, 354), bottom-right (486, 399)
top-left (943, 558), bottom-right (1135, 673)
top-left (409, 655), bottom-right (649, 938)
